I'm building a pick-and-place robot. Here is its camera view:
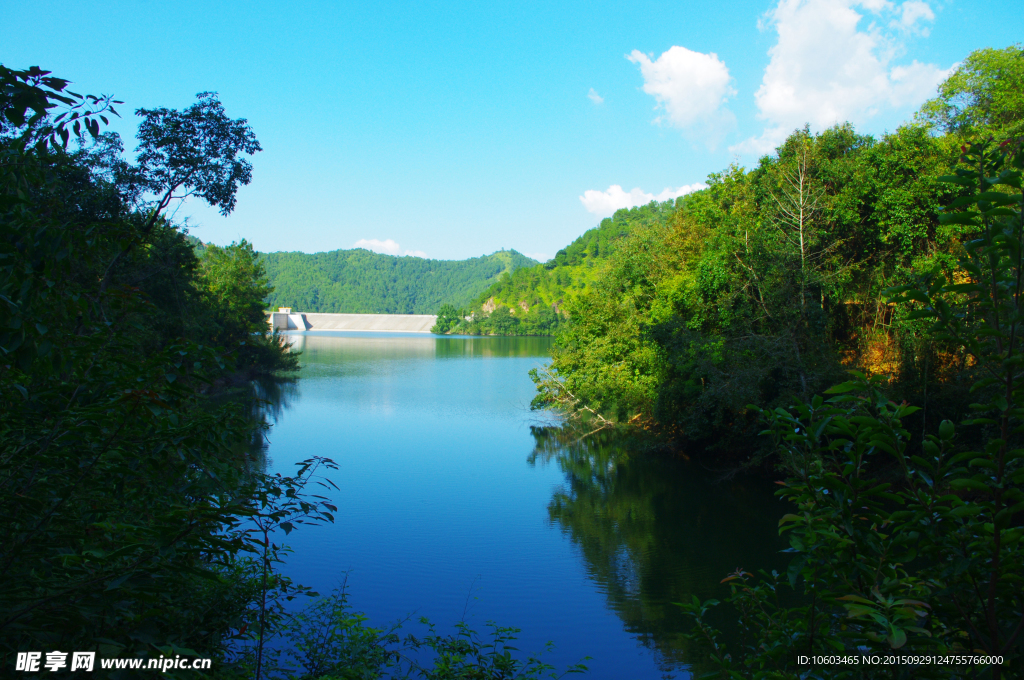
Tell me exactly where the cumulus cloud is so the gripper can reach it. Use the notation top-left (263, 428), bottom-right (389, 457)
top-left (353, 239), bottom-right (427, 258)
top-left (627, 46), bottom-right (736, 147)
top-left (731, 0), bottom-right (950, 155)
top-left (579, 183), bottom-right (707, 218)
top-left (524, 252), bottom-right (551, 262)
top-left (587, 88), bottom-right (604, 105)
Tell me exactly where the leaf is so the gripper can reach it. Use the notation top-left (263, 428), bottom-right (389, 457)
top-left (105, 573), bottom-right (132, 591)
top-left (949, 478), bottom-right (990, 493)
top-left (939, 213), bottom-right (980, 226)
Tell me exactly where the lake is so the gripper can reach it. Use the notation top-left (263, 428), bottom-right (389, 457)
top-left (263, 332), bottom-right (789, 679)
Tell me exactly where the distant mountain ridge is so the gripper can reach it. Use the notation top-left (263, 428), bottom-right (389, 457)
top-left (467, 201), bottom-right (676, 313)
top-left (258, 247), bottom-right (537, 314)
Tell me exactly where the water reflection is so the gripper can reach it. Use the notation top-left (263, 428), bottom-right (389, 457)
top-left (245, 376), bottom-right (301, 471)
top-left (284, 332), bottom-right (553, 361)
top-left (529, 426), bottom-right (788, 676)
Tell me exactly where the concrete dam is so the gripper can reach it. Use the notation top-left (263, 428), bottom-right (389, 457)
top-left (268, 310), bottom-right (437, 333)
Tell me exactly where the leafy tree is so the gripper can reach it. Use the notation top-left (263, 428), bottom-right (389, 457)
top-left (918, 44), bottom-right (1024, 140)
top-left (134, 92), bottom-right (261, 217)
top-left (487, 306), bottom-right (519, 334)
top-left (101, 92), bottom-right (261, 293)
top-left (199, 239), bottom-right (296, 372)
top-left (431, 303), bottom-right (465, 334)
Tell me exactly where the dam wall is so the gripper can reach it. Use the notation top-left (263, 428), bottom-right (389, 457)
top-left (269, 312), bottom-right (437, 333)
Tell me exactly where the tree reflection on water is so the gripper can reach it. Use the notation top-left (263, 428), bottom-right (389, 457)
top-left (528, 426), bottom-right (789, 676)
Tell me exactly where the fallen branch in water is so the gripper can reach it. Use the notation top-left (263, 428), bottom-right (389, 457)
top-left (529, 366), bottom-right (616, 443)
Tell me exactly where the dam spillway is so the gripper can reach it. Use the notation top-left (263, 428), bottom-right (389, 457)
top-left (268, 311), bottom-right (437, 333)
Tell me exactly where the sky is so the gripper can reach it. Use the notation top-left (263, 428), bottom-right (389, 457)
top-left (3, 0), bottom-right (1021, 261)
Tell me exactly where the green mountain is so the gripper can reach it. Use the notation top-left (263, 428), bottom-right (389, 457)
top-left (433, 202), bottom-right (674, 335)
top-left (259, 248), bottom-right (537, 314)
top-left (469, 201), bottom-right (675, 312)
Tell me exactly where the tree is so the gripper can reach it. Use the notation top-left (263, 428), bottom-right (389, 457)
top-left (489, 306), bottom-right (519, 334)
top-left (134, 92), bottom-right (261, 220)
top-left (101, 92), bottom-right (261, 292)
top-left (768, 134), bottom-right (824, 320)
top-left (431, 303), bottom-right (464, 334)
top-left (918, 44), bottom-right (1024, 140)
top-left (201, 240), bottom-right (273, 334)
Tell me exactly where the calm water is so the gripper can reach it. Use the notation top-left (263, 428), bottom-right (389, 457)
top-left (263, 332), bottom-right (788, 679)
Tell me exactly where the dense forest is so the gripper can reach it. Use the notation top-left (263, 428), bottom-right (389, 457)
top-left (524, 44), bottom-right (1024, 677)
top-left (259, 248), bottom-right (536, 314)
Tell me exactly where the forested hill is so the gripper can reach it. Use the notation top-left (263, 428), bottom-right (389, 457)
top-left (259, 248), bottom-right (537, 314)
top-left (530, 44), bottom-right (1024, 454)
top-left (431, 202), bottom-right (674, 335)
top-left (474, 201), bottom-right (673, 311)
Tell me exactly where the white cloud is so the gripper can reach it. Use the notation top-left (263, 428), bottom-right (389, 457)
top-left (524, 252), bottom-right (551, 262)
top-left (731, 0), bottom-right (950, 155)
top-left (353, 239), bottom-right (427, 258)
top-left (579, 183), bottom-right (707, 218)
top-left (627, 46), bottom-right (736, 147)
top-left (587, 88), bottom-right (604, 105)
top-left (897, 0), bottom-right (934, 32)
top-left (354, 238), bottom-right (401, 255)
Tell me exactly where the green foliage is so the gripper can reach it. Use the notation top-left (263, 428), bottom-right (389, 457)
top-left (397, 619), bottom-right (588, 680)
top-left (451, 201), bottom-right (676, 337)
top-left (435, 201), bottom-right (676, 338)
top-left (452, 303), bottom-right (563, 337)
top-left (261, 249), bottom-right (537, 315)
top-left (0, 64), bottom-right (123, 150)
top-left (199, 239), bottom-right (298, 373)
top-left (534, 116), bottom-right (974, 450)
top-left (431, 304), bottom-right (465, 334)
top-left (0, 67), bottom-right (309, 675)
top-left (526, 47), bottom-right (1024, 445)
top-left (133, 92), bottom-right (261, 217)
top-left (918, 44), bottom-right (1024, 141)
top-left (277, 586), bottom-right (396, 680)
top-left (680, 139), bottom-right (1024, 679)
top-left (255, 587), bottom-right (589, 680)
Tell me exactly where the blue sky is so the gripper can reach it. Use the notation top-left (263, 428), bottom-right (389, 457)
top-left (4, 0), bottom-right (1021, 261)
